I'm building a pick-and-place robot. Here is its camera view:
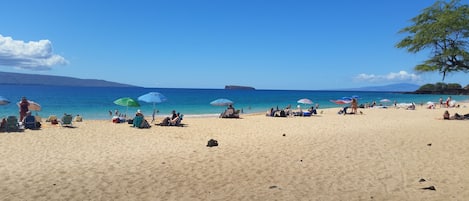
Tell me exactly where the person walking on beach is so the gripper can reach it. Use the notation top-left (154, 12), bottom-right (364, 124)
top-left (19, 96), bottom-right (30, 121)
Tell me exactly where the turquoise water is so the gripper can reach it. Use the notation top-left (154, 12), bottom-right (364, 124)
top-left (1, 85), bottom-right (468, 119)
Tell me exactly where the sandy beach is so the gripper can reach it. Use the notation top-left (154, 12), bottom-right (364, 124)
top-left (1, 105), bottom-right (469, 201)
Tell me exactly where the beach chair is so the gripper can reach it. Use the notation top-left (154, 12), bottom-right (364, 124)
top-left (132, 116), bottom-right (143, 128)
top-left (222, 109), bottom-right (240, 118)
top-left (24, 115), bottom-right (37, 129)
top-left (60, 114), bottom-right (73, 127)
top-left (47, 115), bottom-right (59, 124)
top-left (6, 116), bottom-right (20, 132)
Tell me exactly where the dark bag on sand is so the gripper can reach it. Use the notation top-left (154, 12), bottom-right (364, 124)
top-left (207, 139), bottom-right (218, 147)
top-left (140, 120), bottom-right (151, 128)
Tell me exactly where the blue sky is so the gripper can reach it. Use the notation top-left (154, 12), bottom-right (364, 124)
top-left (1, 0), bottom-right (468, 90)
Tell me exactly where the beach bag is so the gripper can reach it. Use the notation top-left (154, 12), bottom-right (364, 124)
top-left (140, 120), bottom-right (151, 128)
top-left (207, 139), bottom-right (218, 147)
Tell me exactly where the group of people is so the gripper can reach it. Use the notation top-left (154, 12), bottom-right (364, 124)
top-left (121, 109), bottom-right (183, 127)
top-left (338, 98), bottom-right (359, 115)
top-left (159, 110), bottom-right (183, 126)
top-left (220, 104), bottom-right (240, 118)
top-left (266, 104), bottom-right (320, 117)
top-left (439, 96), bottom-right (454, 108)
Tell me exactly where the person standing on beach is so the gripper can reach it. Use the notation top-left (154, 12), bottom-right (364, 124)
top-left (445, 96), bottom-right (452, 108)
top-left (351, 98), bottom-right (358, 114)
top-left (19, 97), bottom-right (30, 121)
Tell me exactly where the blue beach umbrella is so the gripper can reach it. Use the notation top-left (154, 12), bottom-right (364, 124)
top-left (138, 92), bottom-right (167, 122)
top-left (340, 97), bottom-right (353, 101)
top-left (210, 98), bottom-right (234, 106)
top-left (138, 92), bottom-right (167, 108)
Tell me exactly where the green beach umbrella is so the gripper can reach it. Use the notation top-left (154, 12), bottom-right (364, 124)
top-left (113, 97), bottom-right (140, 115)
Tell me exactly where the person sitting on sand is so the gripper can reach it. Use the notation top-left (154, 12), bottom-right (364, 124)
top-left (135, 109), bottom-right (144, 117)
top-left (169, 112), bottom-right (182, 125)
top-left (74, 114), bottom-right (83, 122)
top-left (160, 110), bottom-right (177, 125)
top-left (308, 106), bottom-right (317, 115)
top-left (266, 108), bottom-right (275, 117)
top-left (338, 106), bottom-right (349, 115)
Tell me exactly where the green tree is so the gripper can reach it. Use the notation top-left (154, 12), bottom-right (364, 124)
top-left (447, 83), bottom-right (462, 89)
top-left (418, 83), bottom-right (436, 91)
top-left (435, 82), bottom-right (448, 90)
top-left (396, 0), bottom-right (469, 80)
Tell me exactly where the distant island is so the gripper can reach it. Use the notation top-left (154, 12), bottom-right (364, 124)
top-left (225, 85), bottom-right (255, 90)
top-left (0, 71), bottom-right (137, 87)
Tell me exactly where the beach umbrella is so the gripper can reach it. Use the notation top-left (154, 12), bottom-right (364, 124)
top-left (138, 92), bottom-right (167, 109)
top-left (138, 92), bottom-right (167, 122)
top-left (113, 97), bottom-right (140, 115)
top-left (380, 98), bottom-right (391, 106)
top-left (352, 95), bottom-right (360, 99)
top-left (0, 96), bottom-right (10, 105)
top-left (330, 99), bottom-right (351, 104)
top-left (380, 99), bottom-right (391, 103)
top-left (210, 98), bottom-right (234, 106)
top-left (340, 97), bottom-right (353, 101)
top-left (17, 100), bottom-right (41, 111)
top-left (297, 98), bottom-right (313, 105)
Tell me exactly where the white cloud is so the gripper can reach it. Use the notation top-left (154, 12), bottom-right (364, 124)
top-left (355, 70), bottom-right (421, 83)
top-left (0, 34), bottom-right (68, 70)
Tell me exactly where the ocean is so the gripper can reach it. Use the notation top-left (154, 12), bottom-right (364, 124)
top-left (1, 85), bottom-right (468, 120)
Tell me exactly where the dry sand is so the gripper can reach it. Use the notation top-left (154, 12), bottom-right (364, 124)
top-left (1, 105), bottom-right (469, 201)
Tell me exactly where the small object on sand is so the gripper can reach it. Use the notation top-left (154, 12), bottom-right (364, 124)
top-left (300, 159), bottom-right (303, 162)
top-left (269, 185), bottom-right (278, 189)
top-left (282, 134), bottom-right (286, 136)
top-left (427, 143), bottom-right (432, 146)
top-left (421, 186), bottom-right (436, 191)
top-left (419, 178), bottom-right (426, 182)
top-left (207, 139), bottom-right (218, 147)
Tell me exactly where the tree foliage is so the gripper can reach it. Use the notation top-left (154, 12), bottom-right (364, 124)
top-left (396, 0), bottom-right (469, 80)
top-left (417, 82), bottom-right (462, 91)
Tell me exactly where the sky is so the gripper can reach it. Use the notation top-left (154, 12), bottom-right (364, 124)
top-left (0, 0), bottom-right (468, 90)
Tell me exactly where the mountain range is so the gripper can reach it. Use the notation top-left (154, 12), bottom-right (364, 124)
top-left (0, 71), bottom-right (421, 91)
top-left (0, 71), bottom-right (136, 87)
